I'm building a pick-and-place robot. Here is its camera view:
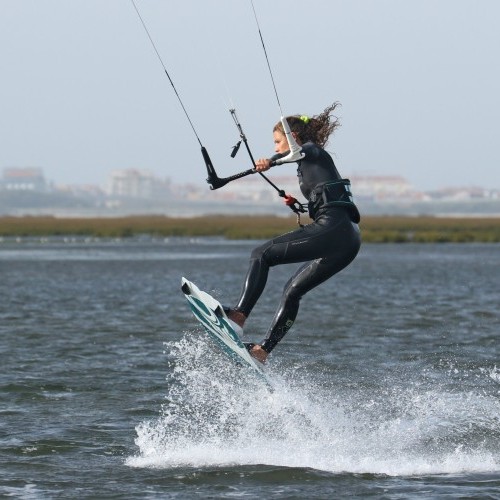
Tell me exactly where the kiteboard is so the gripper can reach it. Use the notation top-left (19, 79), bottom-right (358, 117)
top-left (181, 277), bottom-right (271, 387)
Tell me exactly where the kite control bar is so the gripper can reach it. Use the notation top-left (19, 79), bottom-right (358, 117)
top-left (203, 146), bottom-right (255, 190)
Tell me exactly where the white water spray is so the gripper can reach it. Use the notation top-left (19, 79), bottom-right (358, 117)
top-left (127, 334), bottom-right (500, 476)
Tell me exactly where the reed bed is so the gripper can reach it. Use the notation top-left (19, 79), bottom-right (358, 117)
top-left (0, 215), bottom-right (499, 242)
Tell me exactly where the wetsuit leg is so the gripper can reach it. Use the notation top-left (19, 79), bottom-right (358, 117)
top-left (234, 213), bottom-right (360, 353)
top-left (260, 251), bottom-right (357, 353)
top-left (233, 242), bottom-right (272, 316)
top-left (234, 223), bottom-right (327, 316)
top-left (235, 213), bottom-right (360, 318)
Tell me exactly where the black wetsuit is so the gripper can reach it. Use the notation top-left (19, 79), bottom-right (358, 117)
top-left (235, 142), bottom-right (361, 353)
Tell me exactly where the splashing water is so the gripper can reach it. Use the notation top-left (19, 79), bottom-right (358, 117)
top-left (127, 334), bottom-right (500, 476)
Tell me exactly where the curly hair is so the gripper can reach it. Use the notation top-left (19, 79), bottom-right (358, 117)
top-left (273, 102), bottom-right (341, 148)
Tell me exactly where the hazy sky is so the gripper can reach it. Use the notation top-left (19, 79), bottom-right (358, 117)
top-left (1, 0), bottom-right (499, 191)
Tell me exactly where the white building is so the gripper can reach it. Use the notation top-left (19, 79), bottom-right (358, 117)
top-left (108, 169), bottom-right (156, 198)
top-left (1, 167), bottom-right (48, 192)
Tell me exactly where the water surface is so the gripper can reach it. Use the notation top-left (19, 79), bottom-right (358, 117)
top-left (1, 238), bottom-right (499, 498)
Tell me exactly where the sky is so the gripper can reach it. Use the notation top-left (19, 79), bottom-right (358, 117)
top-left (1, 0), bottom-right (499, 191)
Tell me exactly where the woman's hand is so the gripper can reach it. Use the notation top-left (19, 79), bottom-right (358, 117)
top-left (254, 158), bottom-right (271, 172)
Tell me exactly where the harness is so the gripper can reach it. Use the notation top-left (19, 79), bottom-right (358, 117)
top-left (308, 179), bottom-right (361, 223)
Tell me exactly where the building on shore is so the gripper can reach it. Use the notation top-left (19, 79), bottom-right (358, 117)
top-left (107, 169), bottom-right (157, 199)
top-left (1, 166), bottom-right (499, 216)
top-left (1, 167), bottom-right (49, 193)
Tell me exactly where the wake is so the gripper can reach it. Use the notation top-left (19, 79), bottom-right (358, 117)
top-left (127, 334), bottom-right (500, 476)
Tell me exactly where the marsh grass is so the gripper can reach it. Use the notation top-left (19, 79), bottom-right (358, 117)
top-left (0, 215), bottom-right (499, 242)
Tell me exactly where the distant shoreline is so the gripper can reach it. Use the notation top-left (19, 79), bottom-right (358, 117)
top-left (0, 215), bottom-right (499, 243)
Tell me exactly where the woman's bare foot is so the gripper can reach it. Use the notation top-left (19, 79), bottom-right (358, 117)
top-left (226, 309), bottom-right (246, 328)
top-left (250, 345), bottom-right (268, 364)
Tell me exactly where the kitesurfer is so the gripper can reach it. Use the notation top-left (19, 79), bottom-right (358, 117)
top-left (226, 103), bottom-right (361, 363)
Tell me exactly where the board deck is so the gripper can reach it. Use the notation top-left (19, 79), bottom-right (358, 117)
top-left (181, 277), bottom-right (271, 387)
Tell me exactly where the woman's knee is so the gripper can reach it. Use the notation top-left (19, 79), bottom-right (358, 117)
top-left (250, 240), bottom-right (272, 262)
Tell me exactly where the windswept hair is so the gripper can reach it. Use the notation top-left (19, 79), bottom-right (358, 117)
top-left (273, 102), bottom-right (341, 148)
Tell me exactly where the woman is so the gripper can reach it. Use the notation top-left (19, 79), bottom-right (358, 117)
top-left (227, 103), bottom-right (361, 363)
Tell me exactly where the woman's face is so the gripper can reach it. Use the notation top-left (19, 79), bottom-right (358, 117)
top-left (273, 130), bottom-right (289, 154)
